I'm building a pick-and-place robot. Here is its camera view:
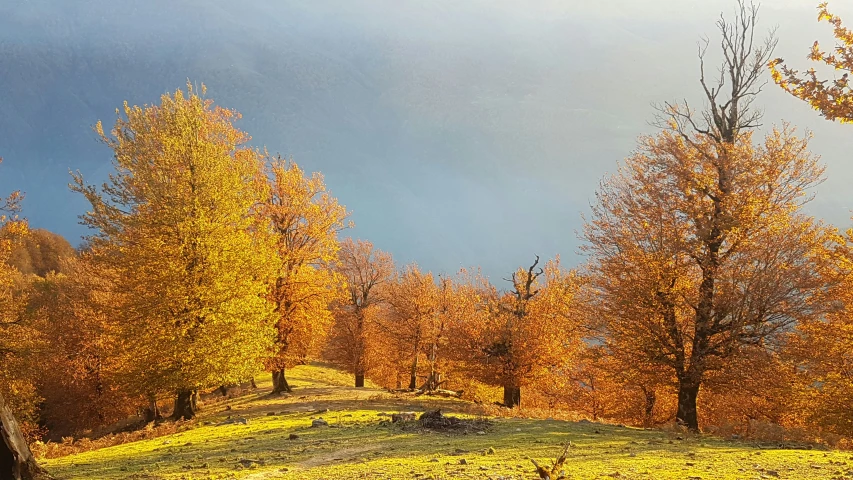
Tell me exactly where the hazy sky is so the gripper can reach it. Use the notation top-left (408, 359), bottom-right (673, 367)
top-left (1, 0), bottom-right (851, 280)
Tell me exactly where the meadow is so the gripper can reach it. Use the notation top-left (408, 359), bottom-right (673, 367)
top-left (42, 364), bottom-right (853, 480)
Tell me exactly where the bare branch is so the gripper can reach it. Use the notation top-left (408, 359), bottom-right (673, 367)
top-left (657, 0), bottom-right (777, 144)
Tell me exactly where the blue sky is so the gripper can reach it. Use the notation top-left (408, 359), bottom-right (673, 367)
top-left (1, 0), bottom-right (851, 280)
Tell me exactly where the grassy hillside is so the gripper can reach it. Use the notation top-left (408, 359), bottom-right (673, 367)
top-left (43, 364), bottom-right (852, 479)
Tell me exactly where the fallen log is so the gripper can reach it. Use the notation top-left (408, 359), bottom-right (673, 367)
top-left (422, 388), bottom-right (463, 398)
top-left (388, 387), bottom-right (463, 398)
top-left (386, 388), bottom-right (417, 394)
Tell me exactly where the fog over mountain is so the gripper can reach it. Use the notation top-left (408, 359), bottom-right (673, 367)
top-left (1, 0), bottom-right (851, 279)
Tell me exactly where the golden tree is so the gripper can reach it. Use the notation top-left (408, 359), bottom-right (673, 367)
top-left (769, 3), bottom-right (853, 438)
top-left (326, 239), bottom-right (394, 387)
top-left (368, 266), bottom-right (485, 393)
top-left (699, 347), bottom-right (799, 436)
top-left (24, 256), bottom-right (136, 434)
top-left (585, 127), bottom-right (835, 435)
top-left (458, 257), bottom-right (581, 408)
top-left (382, 265), bottom-right (441, 390)
top-left (6, 229), bottom-right (75, 277)
top-left (71, 83), bottom-right (279, 419)
top-left (422, 275), bottom-right (469, 391)
top-left (583, 1), bottom-right (836, 433)
top-left (584, 124), bottom-right (834, 431)
top-left (537, 344), bottom-right (674, 426)
top-left (770, 3), bottom-right (853, 122)
top-left (0, 159), bottom-right (52, 480)
top-left (259, 157), bottom-right (349, 394)
top-left (0, 162), bottom-right (30, 411)
top-left (784, 241), bottom-right (853, 437)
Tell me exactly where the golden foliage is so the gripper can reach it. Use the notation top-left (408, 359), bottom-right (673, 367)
top-left (454, 257), bottom-right (583, 407)
top-left (6, 229), bottom-right (76, 277)
top-left (770, 3), bottom-right (853, 122)
top-left (786, 238), bottom-right (853, 437)
top-left (583, 122), bottom-right (835, 430)
top-left (259, 157), bottom-right (349, 383)
top-left (0, 156), bottom-right (35, 428)
top-left (325, 239), bottom-right (394, 386)
top-left (25, 257), bottom-right (137, 435)
top-left (71, 83), bottom-right (279, 402)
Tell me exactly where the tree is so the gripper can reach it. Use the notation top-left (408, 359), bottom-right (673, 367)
top-left (326, 239), bottom-right (394, 387)
top-left (458, 257), bottom-right (581, 408)
top-left (25, 256), bottom-right (136, 435)
top-left (699, 346), bottom-right (798, 436)
top-left (537, 344), bottom-right (673, 427)
top-left (584, 1), bottom-right (835, 432)
top-left (582, 3), bottom-right (836, 429)
top-left (6, 229), bottom-right (76, 277)
top-left (259, 157), bottom-right (349, 394)
top-left (383, 265), bottom-right (439, 390)
top-left (377, 267), bottom-right (481, 393)
top-left (584, 123), bottom-right (833, 431)
top-left (784, 240), bottom-right (853, 437)
top-left (423, 275), bottom-right (465, 391)
top-left (0, 225), bottom-right (36, 428)
top-left (770, 4), bottom-right (853, 438)
top-left (0, 159), bottom-right (29, 378)
top-left (0, 160), bottom-right (50, 480)
top-left (770, 3), bottom-right (853, 123)
top-left (71, 83), bottom-right (278, 420)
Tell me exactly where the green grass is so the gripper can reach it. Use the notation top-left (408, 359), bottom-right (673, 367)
top-left (43, 363), bottom-right (853, 479)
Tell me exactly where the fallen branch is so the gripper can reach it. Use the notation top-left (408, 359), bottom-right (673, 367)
top-left (414, 388), bottom-right (463, 398)
top-left (531, 442), bottom-right (571, 480)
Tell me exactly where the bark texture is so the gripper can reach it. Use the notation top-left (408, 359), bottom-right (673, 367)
top-left (172, 389), bottom-right (198, 420)
top-left (0, 393), bottom-right (52, 480)
top-left (272, 369), bottom-right (292, 394)
top-left (503, 385), bottom-right (521, 409)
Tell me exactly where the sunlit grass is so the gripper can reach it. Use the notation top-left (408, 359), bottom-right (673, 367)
top-left (43, 363), bottom-right (853, 479)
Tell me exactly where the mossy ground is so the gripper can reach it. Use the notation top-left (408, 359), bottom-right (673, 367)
top-left (43, 364), bottom-right (853, 479)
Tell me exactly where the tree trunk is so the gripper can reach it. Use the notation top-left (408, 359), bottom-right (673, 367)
top-left (272, 369), bottom-right (292, 394)
top-left (250, 377), bottom-right (258, 389)
top-left (430, 372), bottom-right (441, 391)
top-left (143, 393), bottom-right (161, 423)
top-left (642, 387), bottom-right (656, 428)
top-left (190, 390), bottom-right (199, 412)
top-left (503, 385), bottom-right (521, 409)
top-left (675, 378), bottom-right (700, 432)
top-left (408, 357), bottom-right (418, 390)
top-left (0, 393), bottom-right (52, 480)
top-left (426, 342), bottom-right (438, 391)
top-left (420, 372), bottom-right (441, 392)
top-left (354, 372), bottom-right (365, 388)
top-left (172, 389), bottom-right (198, 420)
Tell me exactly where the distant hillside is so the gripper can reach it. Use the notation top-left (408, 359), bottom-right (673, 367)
top-left (6, 229), bottom-right (75, 277)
